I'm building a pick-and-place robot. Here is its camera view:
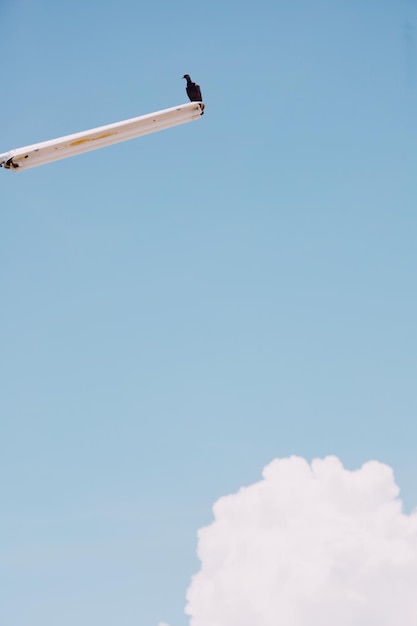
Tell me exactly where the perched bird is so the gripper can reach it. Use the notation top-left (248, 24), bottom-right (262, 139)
top-left (183, 74), bottom-right (202, 102)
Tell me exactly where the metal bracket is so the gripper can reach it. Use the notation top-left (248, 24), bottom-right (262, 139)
top-left (4, 157), bottom-right (19, 169)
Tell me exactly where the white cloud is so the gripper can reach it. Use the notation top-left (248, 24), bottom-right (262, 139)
top-left (183, 456), bottom-right (417, 626)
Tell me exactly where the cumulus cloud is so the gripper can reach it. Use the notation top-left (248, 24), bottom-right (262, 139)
top-left (182, 456), bottom-right (417, 626)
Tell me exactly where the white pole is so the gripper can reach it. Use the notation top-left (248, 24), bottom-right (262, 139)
top-left (0, 101), bottom-right (204, 172)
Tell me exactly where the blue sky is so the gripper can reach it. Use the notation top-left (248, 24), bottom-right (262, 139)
top-left (1, 0), bottom-right (417, 624)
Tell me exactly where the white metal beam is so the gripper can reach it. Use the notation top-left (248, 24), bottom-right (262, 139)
top-left (0, 101), bottom-right (204, 172)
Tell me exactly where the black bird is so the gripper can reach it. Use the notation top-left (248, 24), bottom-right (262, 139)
top-left (183, 74), bottom-right (202, 102)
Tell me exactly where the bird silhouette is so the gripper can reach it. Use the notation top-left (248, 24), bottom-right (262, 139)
top-left (183, 74), bottom-right (202, 102)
